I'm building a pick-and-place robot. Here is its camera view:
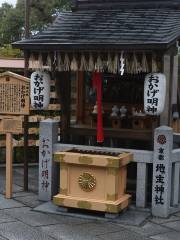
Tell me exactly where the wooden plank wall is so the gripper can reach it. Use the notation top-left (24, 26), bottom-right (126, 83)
top-left (0, 75), bottom-right (77, 148)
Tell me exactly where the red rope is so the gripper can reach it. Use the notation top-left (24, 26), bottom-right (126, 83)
top-left (92, 72), bottom-right (104, 143)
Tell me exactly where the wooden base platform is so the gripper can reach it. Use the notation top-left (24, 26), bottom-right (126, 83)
top-left (53, 194), bottom-right (131, 213)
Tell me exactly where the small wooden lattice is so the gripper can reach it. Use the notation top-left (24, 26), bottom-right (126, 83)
top-left (0, 72), bottom-right (30, 115)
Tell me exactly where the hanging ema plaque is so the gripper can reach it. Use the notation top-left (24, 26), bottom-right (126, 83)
top-left (0, 71), bottom-right (30, 115)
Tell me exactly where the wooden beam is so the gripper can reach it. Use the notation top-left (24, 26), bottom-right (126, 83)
top-left (6, 133), bottom-right (13, 199)
top-left (170, 54), bottom-right (179, 125)
top-left (161, 46), bottom-right (179, 125)
top-left (56, 72), bottom-right (71, 143)
top-left (23, 50), bottom-right (29, 191)
top-left (171, 54), bottom-right (178, 106)
top-left (160, 54), bottom-right (171, 126)
top-left (169, 54), bottom-right (174, 125)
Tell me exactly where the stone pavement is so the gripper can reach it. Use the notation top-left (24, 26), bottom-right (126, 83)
top-left (0, 167), bottom-right (180, 239)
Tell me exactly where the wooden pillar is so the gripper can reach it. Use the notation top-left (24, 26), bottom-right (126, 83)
top-left (76, 71), bottom-right (85, 124)
top-left (170, 54), bottom-right (179, 127)
top-left (160, 47), bottom-right (178, 126)
top-left (171, 54), bottom-right (178, 106)
top-left (160, 54), bottom-right (171, 126)
top-left (56, 71), bottom-right (71, 143)
top-left (6, 133), bottom-right (13, 199)
top-left (24, 0), bottom-right (30, 191)
top-left (23, 50), bottom-right (29, 191)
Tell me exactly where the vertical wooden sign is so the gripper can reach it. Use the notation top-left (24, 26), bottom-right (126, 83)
top-left (0, 72), bottom-right (29, 115)
top-left (0, 72), bottom-right (30, 199)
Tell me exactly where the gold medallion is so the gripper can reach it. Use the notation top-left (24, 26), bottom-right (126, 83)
top-left (78, 172), bottom-right (96, 192)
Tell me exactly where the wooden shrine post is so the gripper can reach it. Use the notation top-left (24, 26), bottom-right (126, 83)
top-left (24, 50), bottom-right (29, 191)
top-left (56, 71), bottom-right (71, 143)
top-left (2, 116), bottom-right (23, 198)
top-left (6, 132), bottom-right (13, 198)
top-left (160, 47), bottom-right (178, 126)
top-left (160, 54), bottom-right (171, 126)
top-left (77, 71), bottom-right (85, 124)
top-left (0, 72), bottom-right (30, 198)
top-left (24, 0), bottom-right (30, 191)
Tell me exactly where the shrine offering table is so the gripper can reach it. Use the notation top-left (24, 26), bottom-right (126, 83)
top-left (53, 149), bottom-right (133, 213)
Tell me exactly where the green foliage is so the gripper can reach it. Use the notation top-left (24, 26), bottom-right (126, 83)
top-left (0, 9), bottom-right (24, 45)
top-left (16, 0), bottom-right (71, 32)
top-left (0, 3), bottom-right (23, 46)
top-left (0, 0), bottom-right (70, 50)
top-left (0, 44), bottom-right (23, 58)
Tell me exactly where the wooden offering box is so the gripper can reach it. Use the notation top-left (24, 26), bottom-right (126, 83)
top-left (53, 149), bottom-right (133, 213)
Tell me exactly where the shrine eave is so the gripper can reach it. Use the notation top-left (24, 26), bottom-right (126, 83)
top-left (12, 42), bottom-right (178, 52)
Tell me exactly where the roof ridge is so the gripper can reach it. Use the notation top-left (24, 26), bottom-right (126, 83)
top-left (73, 0), bottom-right (180, 11)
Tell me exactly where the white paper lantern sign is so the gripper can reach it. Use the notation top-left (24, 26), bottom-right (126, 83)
top-left (144, 73), bottom-right (166, 116)
top-left (30, 71), bottom-right (50, 110)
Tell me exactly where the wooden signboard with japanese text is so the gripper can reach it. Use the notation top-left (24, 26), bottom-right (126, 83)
top-left (0, 72), bottom-right (30, 199)
top-left (0, 71), bottom-right (30, 115)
